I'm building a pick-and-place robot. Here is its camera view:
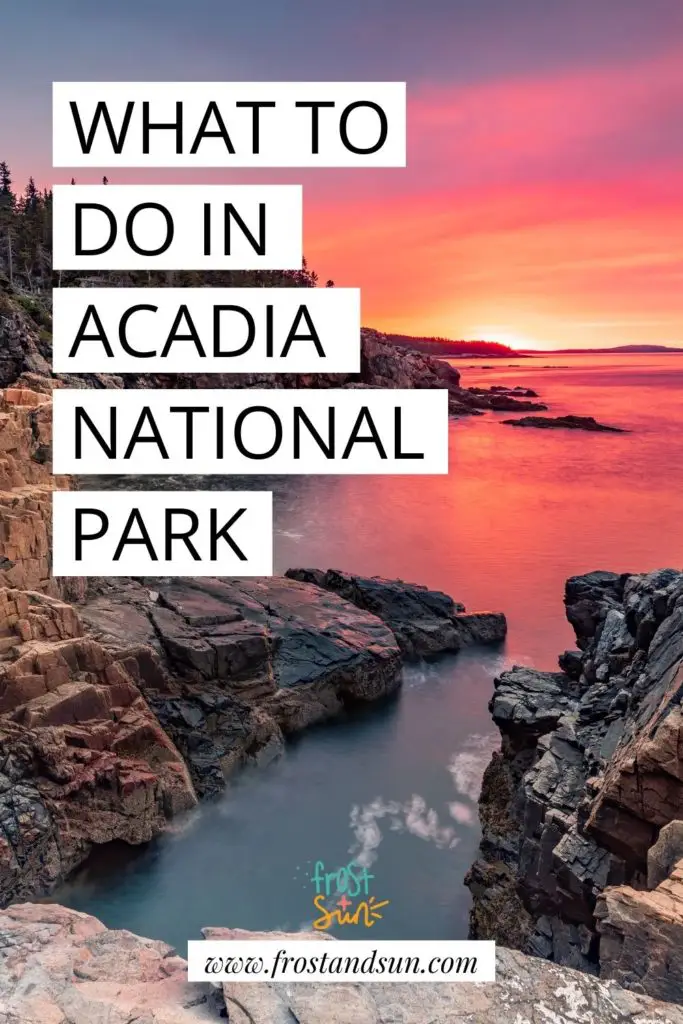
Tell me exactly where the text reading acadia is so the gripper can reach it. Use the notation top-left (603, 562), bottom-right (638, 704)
top-left (53, 287), bottom-right (361, 374)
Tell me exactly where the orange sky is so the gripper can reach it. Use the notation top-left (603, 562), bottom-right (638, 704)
top-left (5, 3), bottom-right (683, 349)
top-left (303, 51), bottom-right (683, 348)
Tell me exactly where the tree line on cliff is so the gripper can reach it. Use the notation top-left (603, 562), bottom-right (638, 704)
top-left (0, 161), bottom-right (330, 294)
top-left (0, 161), bottom-right (515, 357)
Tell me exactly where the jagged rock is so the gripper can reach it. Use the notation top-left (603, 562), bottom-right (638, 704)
top-left (0, 903), bottom-right (221, 1024)
top-left (80, 575), bottom-right (402, 796)
top-left (0, 387), bottom-right (80, 599)
top-left (560, 649), bottom-right (584, 679)
top-left (473, 395), bottom-right (548, 412)
top-left (285, 568), bottom-right (506, 657)
top-left (596, 857), bottom-right (683, 1004)
top-left (2, 905), bottom-right (683, 1024)
top-left (468, 567), bottom-right (683, 1002)
top-left (452, 610), bottom-right (508, 646)
top-left (358, 330), bottom-right (463, 394)
top-left (0, 294), bottom-right (51, 389)
top-left (490, 666), bottom-right (577, 737)
top-left (564, 571), bottom-right (629, 650)
top-left (0, 587), bottom-right (196, 905)
top-left (648, 822), bottom-right (683, 889)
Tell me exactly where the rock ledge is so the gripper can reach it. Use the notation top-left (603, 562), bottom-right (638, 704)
top-left (2, 904), bottom-right (683, 1024)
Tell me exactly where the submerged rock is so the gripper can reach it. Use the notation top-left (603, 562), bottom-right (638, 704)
top-left (502, 414), bottom-right (627, 432)
top-left (2, 904), bottom-right (683, 1024)
top-left (470, 395), bottom-right (548, 412)
top-left (468, 385), bottom-right (540, 398)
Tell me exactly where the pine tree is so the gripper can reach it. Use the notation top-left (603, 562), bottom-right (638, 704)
top-left (0, 162), bottom-right (331, 296)
top-left (0, 162), bottom-right (16, 285)
top-left (0, 162), bottom-right (14, 207)
top-left (22, 177), bottom-right (39, 214)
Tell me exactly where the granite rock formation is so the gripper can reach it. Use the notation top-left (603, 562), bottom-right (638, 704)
top-left (0, 378), bottom-right (202, 904)
top-left (1, 285), bottom-right (553, 418)
top-left (0, 585), bottom-right (197, 906)
top-left (0, 387), bottom-right (66, 596)
top-left (79, 574), bottom-right (405, 797)
top-left (79, 570), bottom-right (505, 797)
top-left (3, 904), bottom-right (683, 1024)
top-left (467, 568), bottom-right (683, 1003)
top-left (286, 568), bottom-right (507, 658)
top-left (596, 851), bottom-right (683, 1004)
top-left (0, 378), bottom-right (507, 900)
top-left (0, 290), bottom-right (51, 389)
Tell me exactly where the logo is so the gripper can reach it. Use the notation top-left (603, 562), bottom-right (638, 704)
top-left (309, 859), bottom-right (390, 930)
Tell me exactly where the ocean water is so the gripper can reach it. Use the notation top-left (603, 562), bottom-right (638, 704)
top-left (50, 353), bottom-right (683, 952)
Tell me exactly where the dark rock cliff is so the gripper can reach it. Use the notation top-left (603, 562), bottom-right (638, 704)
top-left (467, 568), bottom-right (683, 1003)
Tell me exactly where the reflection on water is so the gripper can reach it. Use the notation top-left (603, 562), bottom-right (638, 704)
top-left (54, 653), bottom-right (503, 949)
top-left (54, 354), bottom-right (683, 950)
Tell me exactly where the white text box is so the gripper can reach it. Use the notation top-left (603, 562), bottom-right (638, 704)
top-left (52, 491), bottom-right (273, 576)
top-left (53, 287), bottom-right (361, 374)
top-left (52, 388), bottom-right (449, 475)
top-left (52, 185), bottom-right (302, 270)
top-left (53, 82), bottom-right (406, 167)
top-left (188, 939), bottom-right (495, 983)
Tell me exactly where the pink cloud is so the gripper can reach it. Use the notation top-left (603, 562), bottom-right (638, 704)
top-left (15, 46), bottom-right (683, 348)
top-left (405, 48), bottom-right (683, 187)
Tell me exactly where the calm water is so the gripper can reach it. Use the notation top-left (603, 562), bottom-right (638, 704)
top-left (51, 353), bottom-right (683, 951)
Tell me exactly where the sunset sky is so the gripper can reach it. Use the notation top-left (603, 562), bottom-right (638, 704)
top-left (2, 0), bottom-right (683, 349)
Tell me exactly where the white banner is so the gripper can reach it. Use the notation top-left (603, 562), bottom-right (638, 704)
top-left (53, 81), bottom-right (406, 167)
top-left (52, 490), bottom-right (273, 576)
top-left (188, 939), bottom-right (496, 983)
top-left (52, 287), bottom-right (361, 374)
top-left (52, 388), bottom-right (450, 476)
top-left (52, 184), bottom-right (302, 270)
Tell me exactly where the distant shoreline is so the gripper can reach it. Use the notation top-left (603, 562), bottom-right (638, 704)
top-left (519, 345), bottom-right (683, 355)
top-left (381, 332), bottom-right (683, 359)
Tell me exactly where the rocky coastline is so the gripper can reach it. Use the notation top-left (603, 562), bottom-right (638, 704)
top-left (467, 568), bottom-right (683, 1004)
top-left (0, 280), bottom-right (554, 419)
top-left (0, 292), bottom-right (508, 908)
top-left (3, 903), bottom-right (683, 1024)
top-left (1, 282), bottom-right (632, 431)
top-left (0, 285), bottom-right (676, 1019)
